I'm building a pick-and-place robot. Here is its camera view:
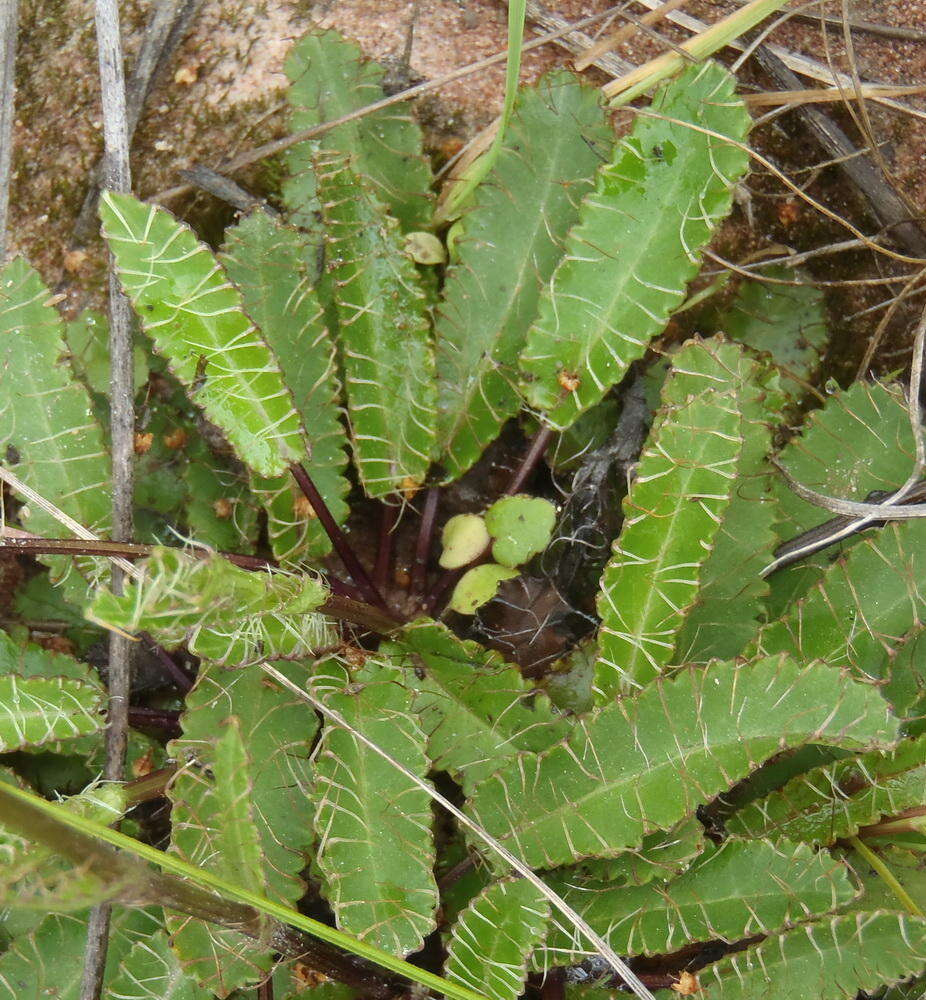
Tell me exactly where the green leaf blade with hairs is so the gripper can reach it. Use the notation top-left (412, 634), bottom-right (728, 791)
top-left (444, 880), bottom-right (550, 1000)
top-left (387, 620), bottom-right (570, 790)
top-left (721, 264), bottom-right (828, 387)
top-left (765, 379), bottom-right (914, 614)
top-left (221, 212), bottom-right (350, 561)
top-left (596, 339), bottom-right (748, 697)
top-left (0, 910), bottom-right (163, 1000)
top-left (698, 912), bottom-right (926, 1000)
top-left (0, 675), bottom-right (105, 753)
top-left (466, 656), bottom-right (896, 870)
top-left (519, 61), bottom-right (750, 430)
top-left (753, 519), bottom-right (926, 686)
top-left (283, 28), bottom-right (433, 232)
top-left (108, 929), bottom-right (211, 1000)
top-left (0, 775), bottom-right (129, 911)
top-left (671, 340), bottom-right (786, 663)
top-left (434, 72), bottom-right (611, 479)
top-left (726, 735), bottom-right (926, 845)
top-left (99, 192), bottom-right (306, 478)
top-left (0, 258), bottom-right (110, 593)
top-left (533, 839), bottom-right (854, 968)
top-left (86, 547), bottom-right (330, 666)
top-left (316, 151), bottom-right (437, 496)
top-left (312, 657), bottom-right (439, 956)
top-left (170, 660), bottom-right (317, 906)
top-left (167, 717), bottom-right (272, 996)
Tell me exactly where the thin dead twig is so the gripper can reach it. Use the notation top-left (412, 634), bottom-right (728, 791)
top-left (81, 0), bottom-right (134, 995)
top-left (788, 10), bottom-right (926, 44)
top-left (0, 0), bottom-right (18, 263)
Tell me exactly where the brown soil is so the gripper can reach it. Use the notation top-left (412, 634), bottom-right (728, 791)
top-left (7, 0), bottom-right (926, 372)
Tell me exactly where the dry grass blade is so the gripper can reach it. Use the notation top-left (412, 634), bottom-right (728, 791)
top-left (0, 466), bottom-right (139, 580)
top-left (744, 83), bottom-right (926, 108)
top-left (574, 0), bottom-right (690, 71)
top-left (0, 0), bottom-right (18, 263)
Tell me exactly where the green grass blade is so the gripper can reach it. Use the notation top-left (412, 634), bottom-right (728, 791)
top-left (0, 780), bottom-right (491, 1000)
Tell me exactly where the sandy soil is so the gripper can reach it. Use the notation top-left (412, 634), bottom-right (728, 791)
top-left (6, 0), bottom-right (926, 369)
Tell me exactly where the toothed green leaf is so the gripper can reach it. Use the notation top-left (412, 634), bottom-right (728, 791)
top-left (434, 72), bottom-right (610, 478)
top-left (0, 258), bottom-right (110, 593)
top-left (595, 340), bottom-right (747, 697)
top-left (534, 840), bottom-right (854, 967)
top-left (312, 657), bottom-right (438, 956)
top-left (167, 717), bottom-right (272, 995)
top-left (0, 909), bottom-right (161, 1000)
top-left (99, 192), bottom-right (306, 478)
top-left (182, 438), bottom-right (258, 553)
top-left (0, 779), bottom-right (128, 910)
top-left (387, 620), bottom-right (570, 789)
top-left (108, 930), bottom-right (211, 1000)
top-left (519, 62), bottom-right (750, 429)
top-left (86, 547), bottom-right (330, 666)
top-left (466, 656), bottom-right (896, 870)
top-left (699, 913), bottom-right (926, 1000)
top-left (754, 520), bottom-right (926, 687)
top-left (671, 340), bottom-right (786, 663)
top-left (221, 212), bottom-right (350, 561)
top-left (721, 265), bottom-right (828, 386)
top-left (445, 880), bottom-right (549, 1000)
top-left (283, 28), bottom-right (433, 231)
top-left (169, 659), bottom-right (317, 905)
top-left (885, 628), bottom-right (926, 728)
top-left (315, 151), bottom-right (436, 496)
top-left (0, 673), bottom-right (105, 752)
top-left (766, 379), bottom-right (914, 614)
top-left (726, 735), bottom-right (926, 845)
top-left (64, 308), bottom-right (149, 398)
top-left (544, 819), bottom-right (705, 894)
top-left (0, 630), bottom-right (100, 687)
